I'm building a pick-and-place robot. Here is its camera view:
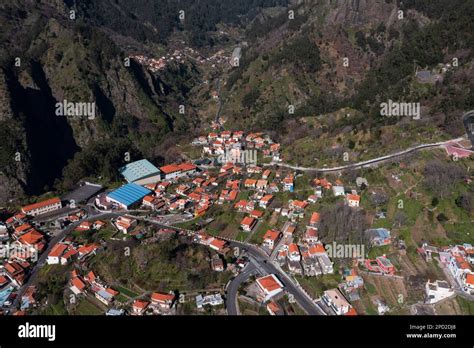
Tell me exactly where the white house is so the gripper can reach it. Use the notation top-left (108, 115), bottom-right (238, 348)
top-left (346, 194), bottom-right (360, 207)
top-left (46, 243), bottom-right (68, 265)
top-left (288, 243), bottom-right (301, 262)
top-left (332, 186), bottom-right (345, 196)
top-left (425, 280), bottom-right (455, 304)
top-left (322, 289), bottom-right (351, 315)
top-left (256, 274), bottom-right (284, 302)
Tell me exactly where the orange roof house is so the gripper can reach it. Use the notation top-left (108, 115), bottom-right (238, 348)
top-left (160, 164), bottom-right (181, 174)
top-left (21, 197), bottom-right (61, 215)
top-left (290, 200), bottom-right (308, 210)
top-left (131, 299), bottom-right (149, 315)
top-left (209, 238), bottom-right (227, 252)
top-left (346, 194), bottom-right (361, 207)
top-left (241, 216), bottom-right (257, 232)
top-left (263, 229), bottom-right (280, 242)
top-left (48, 243), bottom-right (68, 258)
top-left (310, 212), bottom-right (321, 225)
top-left (250, 210), bottom-right (264, 219)
top-left (256, 275), bottom-right (283, 292)
top-left (18, 230), bottom-right (44, 246)
top-left (14, 224), bottom-right (32, 235)
top-left (465, 273), bottom-right (474, 286)
top-left (308, 243), bottom-right (326, 257)
top-left (313, 178), bottom-right (332, 189)
top-left (259, 194), bottom-right (274, 208)
top-left (71, 277), bottom-right (86, 292)
top-left (262, 230), bottom-right (281, 250)
top-left (151, 292), bottom-right (175, 304)
top-left (256, 274), bottom-right (284, 301)
top-left (244, 179), bottom-right (257, 188)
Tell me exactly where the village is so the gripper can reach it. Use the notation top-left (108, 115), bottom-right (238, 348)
top-left (0, 129), bottom-right (473, 316)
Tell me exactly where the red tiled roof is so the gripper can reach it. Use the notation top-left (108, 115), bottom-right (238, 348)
top-left (256, 275), bottom-right (283, 292)
top-left (133, 299), bottom-right (149, 309)
top-left (345, 307), bottom-right (357, 316)
top-left (308, 244), bottom-right (326, 255)
top-left (15, 224), bottom-right (32, 233)
top-left (71, 277), bottom-right (86, 290)
top-left (77, 244), bottom-right (99, 255)
top-left (151, 292), bottom-right (174, 302)
top-left (18, 230), bottom-right (43, 245)
top-left (241, 216), bottom-right (255, 227)
top-left (310, 212), bottom-right (321, 224)
top-left (179, 163), bottom-right (197, 171)
top-left (48, 243), bottom-right (68, 258)
top-left (250, 210), bottom-right (264, 218)
top-left (210, 238), bottom-right (227, 250)
top-left (263, 230), bottom-right (280, 241)
top-left (465, 273), bottom-right (474, 286)
top-left (289, 243), bottom-right (299, 253)
top-left (22, 197), bottom-right (61, 213)
top-left (160, 164), bottom-right (181, 174)
top-left (260, 195), bottom-right (273, 203)
top-left (347, 194), bottom-right (360, 202)
top-left (0, 275), bottom-right (8, 285)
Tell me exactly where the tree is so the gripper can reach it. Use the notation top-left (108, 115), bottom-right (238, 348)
top-left (371, 192), bottom-right (389, 208)
top-left (393, 211), bottom-right (407, 227)
top-left (455, 192), bottom-right (473, 213)
top-left (423, 160), bottom-right (465, 198)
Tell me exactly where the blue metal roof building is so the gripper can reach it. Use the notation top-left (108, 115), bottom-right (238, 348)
top-left (106, 183), bottom-right (151, 209)
top-left (119, 159), bottom-right (161, 184)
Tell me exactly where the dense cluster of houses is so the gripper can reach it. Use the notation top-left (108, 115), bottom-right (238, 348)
top-left (418, 243), bottom-right (474, 296)
top-left (131, 48), bottom-right (191, 73)
top-left (47, 241), bottom-right (100, 266)
top-left (196, 130), bottom-right (281, 163)
top-left (0, 212), bottom-right (48, 289)
top-left (69, 268), bottom-right (177, 315)
top-left (2, 127), bottom-right (472, 316)
top-left (270, 212), bottom-right (334, 277)
top-left (131, 292), bottom-right (176, 315)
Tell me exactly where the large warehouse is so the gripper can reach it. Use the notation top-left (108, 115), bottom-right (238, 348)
top-left (119, 159), bottom-right (161, 185)
top-left (106, 183), bottom-right (152, 210)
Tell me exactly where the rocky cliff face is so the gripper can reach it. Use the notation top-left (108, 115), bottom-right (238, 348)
top-left (0, 0), bottom-right (199, 204)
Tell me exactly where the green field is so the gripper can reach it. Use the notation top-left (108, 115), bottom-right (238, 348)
top-left (114, 285), bottom-right (139, 298)
top-left (74, 298), bottom-right (103, 315)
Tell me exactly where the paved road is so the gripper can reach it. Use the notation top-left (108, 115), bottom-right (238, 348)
top-left (267, 137), bottom-right (466, 173)
top-left (226, 241), bottom-right (325, 315)
top-left (225, 263), bottom-right (258, 315)
top-left (10, 210), bottom-right (118, 311)
top-left (131, 217), bottom-right (324, 315)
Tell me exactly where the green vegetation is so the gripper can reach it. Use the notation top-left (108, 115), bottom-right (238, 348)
top-left (73, 298), bottom-right (103, 315)
top-left (40, 302), bottom-right (67, 315)
top-left (59, 138), bottom-right (141, 191)
top-left (36, 265), bottom-right (70, 313)
top-left (456, 297), bottom-right (474, 315)
top-left (89, 237), bottom-right (232, 291)
top-left (114, 285), bottom-right (139, 298)
top-left (271, 36), bottom-right (322, 73)
top-left (294, 274), bottom-right (341, 298)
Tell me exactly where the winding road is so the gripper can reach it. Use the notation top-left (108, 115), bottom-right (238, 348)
top-left (10, 210), bottom-right (117, 310)
top-left (133, 216), bottom-right (325, 315)
top-left (267, 137), bottom-right (466, 173)
top-left (225, 241), bottom-right (325, 315)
